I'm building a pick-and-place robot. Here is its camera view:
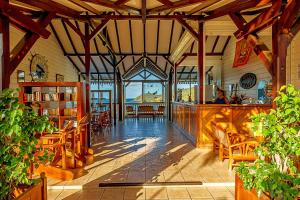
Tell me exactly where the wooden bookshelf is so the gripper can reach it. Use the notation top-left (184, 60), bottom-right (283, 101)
top-left (19, 82), bottom-right (85, 129)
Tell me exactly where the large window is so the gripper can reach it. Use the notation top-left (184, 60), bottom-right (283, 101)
top-left (177, 83), bottom-right (196, 102)
top-left (125, 82), bottom-right (164, 103)
top-left (143, 83), bottom-right (163, 102)
top-left (125, 82), bottom-right (142, 103)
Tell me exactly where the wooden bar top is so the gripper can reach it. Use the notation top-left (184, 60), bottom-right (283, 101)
top-left (172, 102), bottom-right (271, 148)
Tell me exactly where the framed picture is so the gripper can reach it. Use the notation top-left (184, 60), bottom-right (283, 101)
top-left (56, 74), bottom-right (64, 82)
top-left (17, 70), bottom-right (25, 82)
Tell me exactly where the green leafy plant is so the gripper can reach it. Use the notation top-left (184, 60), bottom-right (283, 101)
top-left (237, 84), bottom-right (300, 200)
top-left (0, 89), bottom-right (55, 199)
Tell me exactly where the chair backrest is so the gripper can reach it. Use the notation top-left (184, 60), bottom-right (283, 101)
top-left (138, 105), bottom-right (154, 112)
top-left (126, 106), bottom-right (134, 112)
top-left (225, 132), bottom-right (244, 147)
top-left (158, 106), bottom-right (165, 112)
top-left (62, 120), bottom-right (74, 132)
top-left (211, 122), bottom-right (228, 146)
top-left (78, 114), bottom-right (90, 126)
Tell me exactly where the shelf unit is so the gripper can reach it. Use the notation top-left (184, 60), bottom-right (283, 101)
top-left (91, 90), bottom-right (112, 120)
top-left (19, 82), bottom-right (85, 129)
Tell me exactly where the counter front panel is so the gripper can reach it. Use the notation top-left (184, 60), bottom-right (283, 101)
top-left (172, 103), bottom-right (271, 148)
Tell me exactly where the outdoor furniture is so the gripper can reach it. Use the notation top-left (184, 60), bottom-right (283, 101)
top-left (137, 105), bottom-right (155, 118)
top-left (210, 121), bottom-right (228, 161)
top-left (156, 105), bottom-right (165, 117)
top-left (225, 131), bottom-right (258, 170)
top-left (126, 105), bottom-right (136, 117)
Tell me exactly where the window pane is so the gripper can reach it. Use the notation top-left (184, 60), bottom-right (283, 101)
top-left (143, 83), bottom-right (163, 102)
top-left (125, 82), bottom-right (142, 103)
top-left (177, 83), bottom-right (196, 102)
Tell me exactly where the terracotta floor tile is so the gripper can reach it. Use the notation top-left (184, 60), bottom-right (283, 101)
top-left (145, 188), bottom-right (168, 199)
top-left (167, 188), bottom-right (190, 199)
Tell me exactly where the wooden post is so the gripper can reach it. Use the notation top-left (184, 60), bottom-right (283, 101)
top-left (174, 63), bottom-right (177, 101)
top-left (197, 21), bottom-right (205, 104)
top-left (1, 15), bottom-right (10, 89)
top-left (113, 59), bottom-right (117, 125)
top-left (84, 23), bottom-right (91, 147)
top-left (168, 69), bottom-right (173, 121)
top-left (117, 70), bottom-right (123, 121)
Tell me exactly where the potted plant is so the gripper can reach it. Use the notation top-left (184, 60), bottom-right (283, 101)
top-left (236, 85), bottom-right (300, 200)
top-left (0, 89), bottom-right (55, 199)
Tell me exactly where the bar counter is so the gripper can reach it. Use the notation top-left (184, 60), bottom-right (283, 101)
top-left (172, 102), bottom-right (272, 148)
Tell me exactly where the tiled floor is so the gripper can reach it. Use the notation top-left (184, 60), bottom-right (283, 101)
top-left (48, 118), bottom-right (235, 200)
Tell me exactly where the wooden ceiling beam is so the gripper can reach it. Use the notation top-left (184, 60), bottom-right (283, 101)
top-left (92, 37), bottom-right (105, 79)
top-left (15, 0), bottom-right (81, 18)
top-left (114, 20), bottom-right (126, 72)
top-left (155, 18), bottom-right (160, 64)
top-left (176, 17), bottom-right (198, 40)
top-left (221, 36), bottom-right (231, 54)
top-left (9, 13), bottom-right (55, 75)
top-left (49, 22), bottom-right (82, 73)
top-left (211, 35), bottom-right (219, 53)
top-left (84, 14), bottom-right (202, 20)
top-left (156, 0), bottom-right (173, 6)
top-left (280, 0), bottom-right (300, 31)
top-left (128, 19), bottom-right (135, 64)
top-left (115, 0), bottom-right (131, 6)
top-left (148, 0), bottom-right (207, 14)
top-left (67, 0), bottom-right (100, 14)
top-left (88, 17), bottom-right (110, 41)
top-left (234, 0), bottom-right (282, 39)
top-left (63, 19), bottom-right (85, 39)
top-left (141, 0), bottom-right (146, 24)
top-left (0, 2), bottom-right (51, 38)
top-left (66, 52), bottom-right (223, 56)
top-left (205, 0), bottom-right (272, 20)
top-left (83, 0), bottom-right (140, 14)
top-left (165, 20), bottom-right (175, 72)
top-left (187, 0), bottom-right (219, 15)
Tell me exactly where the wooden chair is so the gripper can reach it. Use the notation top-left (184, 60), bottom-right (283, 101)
top-left (156, 106), bottom-right (165, 117)
top-left (225, 131), bottom-right (258, 170)
top-left (126, 105), bottom-right (136, 117)
top-left (210, 121), bottom-right (228, 161)
top-left (137, 105), bottom-right (155, 119)
top-left (76, 114), bottom-right (90, 158)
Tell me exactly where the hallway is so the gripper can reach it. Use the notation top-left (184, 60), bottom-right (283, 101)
top-left (48, 118), bottom-right (235, 200)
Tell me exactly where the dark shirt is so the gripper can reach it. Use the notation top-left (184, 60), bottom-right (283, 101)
top-left (215, 97), bottom-right (226, 104)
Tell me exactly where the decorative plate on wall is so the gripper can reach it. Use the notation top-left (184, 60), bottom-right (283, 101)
top-left (239, 73), bottom-right (257, 89)
top-left (29, 54), bottom-right (49, 81)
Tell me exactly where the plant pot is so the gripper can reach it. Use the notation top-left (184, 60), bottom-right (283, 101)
top-left (14, 173), bottom-right (47, 200)
top-left (235, 174), bottom-right (270, 200)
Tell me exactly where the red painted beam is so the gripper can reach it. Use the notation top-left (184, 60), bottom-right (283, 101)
top-left (176, 17), bottom-right (198, 40)
top-left (9, 13), bottom-right (55, 75)
top-left (88, 17), bottom-right (110, 41)
top-left (197, 21), bottom-right (204, 104)
top-left (148, 0), bottom-right (207, 14)
top-left (0, 2), bottom-right (51, 38)
top-left (63, 18), bottom-right (85, 39)
top-left (1, 15), bottom-right (10, 89)
top-left (156, 0), bottom-right (173, 6)
top-left (115, 0), bottom-right (131, 6)
top-left (234, 0), bottom-right (281, 39)
top-left (206, 0), bottom-right (272, 20)
top-left (16, 0), bottom-right (81, 19)
top-left (83, 0), bottom-right (140, 14)
top-left (280, 0), bottom-right (300, 31)
top-left (141, 0), bottom-right (146, 24)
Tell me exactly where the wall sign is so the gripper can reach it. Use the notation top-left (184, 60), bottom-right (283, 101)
top-left (239, 73), bottom-right (257, 89)
top-left (233, 39), bottom-right (253, 68)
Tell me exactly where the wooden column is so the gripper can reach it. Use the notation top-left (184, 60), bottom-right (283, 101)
top-left (113, 60), bottom-right (117, 125)
top-left (197, 21), bottom-right (205, 104)
top-left (174, 63), bottom-right (177, 101)
top-left (272, 20), bottom-right (279, 100)
top-left (168, 69), bottom-right (173, 121)
top-left (1, 15), bottom-right (10, 89)
top-left (84, 23), bottom-right (91, 147)
top-left (117, 70), bottom-right (123, 121)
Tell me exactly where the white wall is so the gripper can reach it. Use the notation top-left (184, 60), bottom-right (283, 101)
top-left (8, 25), bottom-right (79, 89)
top-left (221, 36), bottom-right (272, 99)
top-left (286, 32), bottom-right (300, 89)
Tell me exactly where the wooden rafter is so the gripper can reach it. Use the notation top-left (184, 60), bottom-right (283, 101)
top-left (156, 0), bottom-right (173, 6)
top-left (211, 36), bottom-right (219, 53)
top-left (61, 19), bottom-right (85, 67)
top-left (176, 17), bottom-right (198, 40)
top-left (16, 0), bottom-right (81, 18)
top-left (280, 0), bottom-right (300, 31)
top-left (128, 19), bottom-right (135, 64)
top-left (221, 36), bottom-right (231, 54)
top-left (0, 1), bottom-right (51, 39)
top-left (64, 19), bottom-right (85, 39)
top-left (49, 22), bottom-right (82, 74)
top-left (205, 0), bottom-right (272, 20)
top-left (115, 0), bottom-right (131, 6)
top-left (155, 18), bottom-right (160, 64)
top-left (93, 37), bottom-right (109, 79)
top-left (165, 20), bottom-right (175, 72)
top-left (67, 0), bottom-right (100, 14)
top-left (187, 0), bottom-right (219, 15)
top-left (88, 17), bottom-right (110, 41)
top-left (114, 20), bottom-right (126, 72)
top-left (83, 0), bottom-right (140, 14)
top-left (143, 22), bottom-right (146, 54)
top-left (123, 56), bottom-right (144, 77)
top-left (234, 0), bottom-right (282, 39)
top-left (9, 12), bottom-right (55, 75)
top-left (178, 66), bottom-right (186, 80)
top-left (148, 0), bottom-right (207, 14)
top-left (141, 0), bottom-right (146, 24)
